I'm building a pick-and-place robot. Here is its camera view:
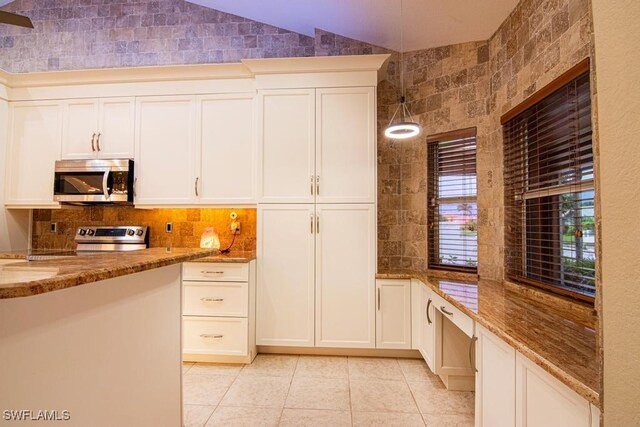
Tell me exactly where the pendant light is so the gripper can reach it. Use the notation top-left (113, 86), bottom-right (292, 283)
top-left (385, 0), bottom-right (421, 140)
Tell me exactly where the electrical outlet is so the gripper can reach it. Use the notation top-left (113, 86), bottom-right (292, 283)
top-left (165, 222), bottom-right (173, 233)
top-left (50, 223), bottom-right (57, 233)
top-left (231, 221), bottom-right (241, 235)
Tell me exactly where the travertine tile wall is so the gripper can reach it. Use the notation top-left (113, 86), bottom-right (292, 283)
top-left (7, 0), bottom-right (593, 280)
top-left (0, 0), bottom-right (315, 72)
top-left (32, 207), bottom-right (257, 251)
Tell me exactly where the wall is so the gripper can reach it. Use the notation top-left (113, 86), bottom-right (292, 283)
top-left (591, 0), bottom-right (640, 424)
top-left (31, 207), bottom-right (256, 252)
top-left (0, 97), bottom-right (29, 251)
top-left (0, 0), bottom-right (315, 72)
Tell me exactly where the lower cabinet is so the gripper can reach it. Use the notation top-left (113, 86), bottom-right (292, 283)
top-left (475, 324), bottom-right (596, 427)
top-left (257, 204), bottom-right (376, 349)
top-left (475, 324), bottom-right (516, 427)
top-left (375, 279), bottom-right (412, 349)
top-left (182, 261), bottom-right (256, 364)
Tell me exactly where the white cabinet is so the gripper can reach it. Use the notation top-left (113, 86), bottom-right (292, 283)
top-left (474, 324), bottom-right (594, 427)
top-left (315, 204), bottom-right (375, 348)
top-left (315, 87), bottom-right (376, 203)
top-left (258, 89), bottom-right (315, 203)
top-left (5, 101), bottom-right (62, 207)
top-left (376, 279), bottom-right (412, 349)
top-left (258, 87), bottom-right (376, 204)
top-left (182, 261), bottom-right (256, 364)
top-left (62, 97), bottom-right (135, 160)
top-left (475, 324), bottom-right (516, 427)
top-left (134, 96), bottom-right (196, 205)
top-left (196, 94), bottom-right (256, 204)
top-left (515, 352), bottom-right (591, 427)
top-left (418, 283), bottom-right (436, 371)
top-left (257, 204), bottom-right (316, 347)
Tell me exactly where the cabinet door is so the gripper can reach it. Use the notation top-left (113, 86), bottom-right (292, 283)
top-left (316, 87), bottom-right (376, 203)
top-left (197, 94), bottom-right (256, 204)
top-left (61, 99), bottom-right (99, 160)
top-left (515, 352), bottom-right (590, 427)
top-left (256, 205), bottom-right (315, 347)
top-left (258, 89), bottom-right (315, 203)
top-left (376, 279), bottom-right (412, 349)
top-left (97, 97), bottom-right (135, 159)
top-left (476, 325), bottom-right (516, 427)
top-left (315, 204), bottom-right (375, 348)
top-left (6, 101), bottom-right (61, 207)
top-left (420, 285), bottom-right (436, 372)
top-left (134, 96), bottom-right (196, 205)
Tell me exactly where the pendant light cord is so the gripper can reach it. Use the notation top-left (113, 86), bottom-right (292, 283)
top-left (400, 0), bottom-right (404, 104)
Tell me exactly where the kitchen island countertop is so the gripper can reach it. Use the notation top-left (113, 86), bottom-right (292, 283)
top-left (0, 247), bottom-right (216, 299)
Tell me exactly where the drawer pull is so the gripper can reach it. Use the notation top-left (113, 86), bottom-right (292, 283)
top-left (201, 270), bottom-right (225, 275)
top-left (441, 306), bottom-right (453, 316)
top-left (201, 297), bottom-right (224, 302)
top-left (200, 334), bottom-right (224, 339)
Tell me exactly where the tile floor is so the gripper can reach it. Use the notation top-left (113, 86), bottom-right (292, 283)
top-left (182, 355), bottom-right (474, 426)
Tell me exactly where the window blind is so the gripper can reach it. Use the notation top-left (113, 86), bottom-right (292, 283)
top-left (503, 70), bottom-right (595, 301)
top-left (428, 128), bottom-right (478, 272)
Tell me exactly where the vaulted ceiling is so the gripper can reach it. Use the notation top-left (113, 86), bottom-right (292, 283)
top-left (187, 0), bottom-right (519, 52)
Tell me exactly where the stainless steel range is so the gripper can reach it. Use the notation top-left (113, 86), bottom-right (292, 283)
top-left (75, 226), bottom-right (149, 252)
top-left (26, 226), bottom-right (149, 261)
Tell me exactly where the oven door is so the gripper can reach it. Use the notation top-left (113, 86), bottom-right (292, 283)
top-left (53, 159), bottom-right (133, 203)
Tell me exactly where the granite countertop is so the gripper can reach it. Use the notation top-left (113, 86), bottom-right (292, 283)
top-left (188, 251), bottom-right (256, 263)
top-left (378, 270), bottom-right (600, 408)
top-left (0, 248), bottom-right (216, 299)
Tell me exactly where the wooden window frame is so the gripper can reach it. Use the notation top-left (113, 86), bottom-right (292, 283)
top-left (427, 127), bottom-right (478, 273)
top-left (503, 59), bottom-right (595, 303)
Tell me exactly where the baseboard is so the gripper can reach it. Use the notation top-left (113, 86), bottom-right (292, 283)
top-left (257, 346), bottom-right (422, 358)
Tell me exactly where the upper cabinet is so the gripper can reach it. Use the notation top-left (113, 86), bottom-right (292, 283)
top-left (258, 87), bottom-right (376, 204)
top-left (5, 101), bottom-right (62, 207)
top-left (196, 94), bottom-right (256, 205)
top-left (62, 97), bottom-right (135, 160)
top-left (316, 87), bottom-right (376, 203)
top-left (134, 96), bottom-right (197, 206)
top-left (258, 89), bottom-right (315, 204)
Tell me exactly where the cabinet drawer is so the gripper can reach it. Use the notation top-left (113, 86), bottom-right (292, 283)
top-left (432, 292), bottom-right (474, 338)
top-left (183, 317), bottom-right (248, 356)
top-left (183, 262), bottom-right (249, 282)
top-left (183, 281), bottom-right (248, 317)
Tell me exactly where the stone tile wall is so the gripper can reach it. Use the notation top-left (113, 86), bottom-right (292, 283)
top-left (32, 207), bottom-right (256, 251)
top-left (5, 0), bottom-right (593, 280)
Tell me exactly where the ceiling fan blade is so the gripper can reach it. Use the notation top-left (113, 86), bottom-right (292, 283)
top-left (0, 11), bottom-right (34, 29)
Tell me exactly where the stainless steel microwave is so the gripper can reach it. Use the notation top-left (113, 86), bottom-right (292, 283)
top-left (53, 159), bottom-right (134, 204)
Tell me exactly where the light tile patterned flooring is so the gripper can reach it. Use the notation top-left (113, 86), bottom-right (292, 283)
top-left (183, 355), bottom-right (474, 426)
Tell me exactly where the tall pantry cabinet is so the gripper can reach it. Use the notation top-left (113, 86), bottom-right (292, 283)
top-left (256, 86), bottom-right (377, 348)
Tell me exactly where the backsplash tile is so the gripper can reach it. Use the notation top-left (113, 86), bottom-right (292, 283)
top-left (32, 207), bottom-right (256, 252)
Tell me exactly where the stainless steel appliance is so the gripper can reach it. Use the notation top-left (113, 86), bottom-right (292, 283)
top-left (26, 226), bottom-right (149, 261)
top-left (53, 159), bottom-right (134, 205)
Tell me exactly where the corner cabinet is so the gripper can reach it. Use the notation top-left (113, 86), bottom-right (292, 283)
top-left (5, 101), bottom-right (62, 208)
top-left (376, 279), bottom-right (412, 349)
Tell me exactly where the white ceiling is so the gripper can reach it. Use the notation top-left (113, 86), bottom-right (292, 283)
top-left (0, 0), bottom-right (519, 52)
top-left (187, 0), bottom-right (519, 52)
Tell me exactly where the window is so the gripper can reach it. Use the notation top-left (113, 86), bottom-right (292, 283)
top-left (503, 61), bottom-right (595, 301)
top-left (427, 128), bottom-right (478, 272)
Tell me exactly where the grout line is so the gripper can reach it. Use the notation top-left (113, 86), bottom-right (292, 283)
top-left (200, 404), bottom-right (217, 427)
top-left (348, 355), bottom-right (354, 427)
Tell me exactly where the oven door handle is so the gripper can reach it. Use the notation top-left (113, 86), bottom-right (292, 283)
top-left (102, 171), bottom-right (111, 199)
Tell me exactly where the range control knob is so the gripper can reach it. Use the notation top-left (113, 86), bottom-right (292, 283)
top-left (135, 229), bottom-right (144, 236)
top-left (78, 229), bottom-right (87, 236)
top-left (127, 229), bottom-right (135, 236)
top-left (87, 229), bottom-right (95, 236)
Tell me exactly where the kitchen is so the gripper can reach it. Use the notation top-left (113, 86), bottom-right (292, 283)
top-left (0, 0), bottom-right (637, 426)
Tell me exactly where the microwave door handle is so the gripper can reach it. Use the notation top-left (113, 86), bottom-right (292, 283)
top-left (102, 171), bottom-right (110, 199)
